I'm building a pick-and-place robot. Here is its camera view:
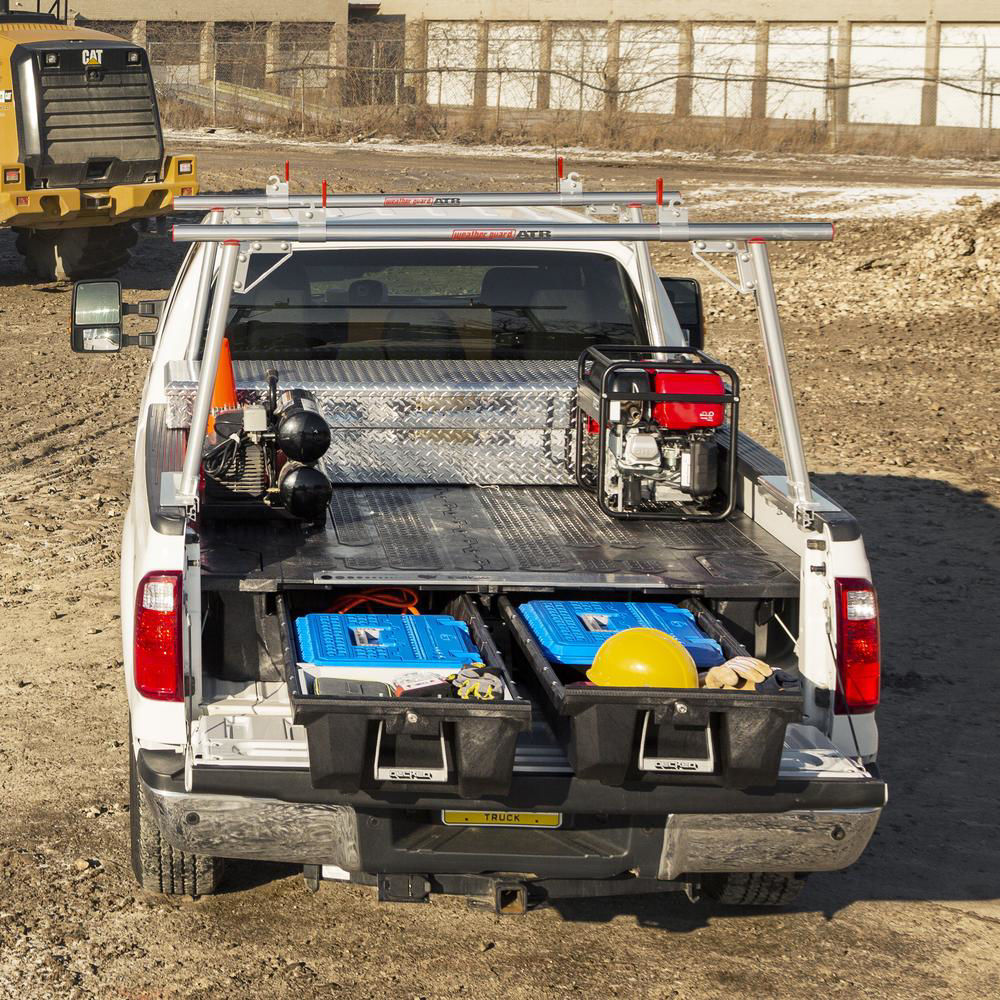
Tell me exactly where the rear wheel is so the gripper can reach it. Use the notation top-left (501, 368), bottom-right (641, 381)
top-left (701, 872), bottom-right (806, 907)
top-left (129, 741), bottom-right (224, 896)
top-left (16, 223), bottom-right (137, 280)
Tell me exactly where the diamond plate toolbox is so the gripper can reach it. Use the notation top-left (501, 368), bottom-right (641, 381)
top-left (165, 359), bottom-right (578, 485)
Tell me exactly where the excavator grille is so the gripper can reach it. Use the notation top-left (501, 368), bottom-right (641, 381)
top-left (34, 56), bottom-right (161, 185)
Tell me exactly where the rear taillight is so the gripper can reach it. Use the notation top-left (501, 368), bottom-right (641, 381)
top-left (134, 571), bottom-right (183, 701)
top-left (834, 577), bottom-right (880, 714)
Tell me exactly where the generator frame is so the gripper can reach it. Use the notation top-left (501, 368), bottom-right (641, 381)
top-left (574, 345), bottom-right (741, 522)
top-left (170, 174), bottom-right (830, 529)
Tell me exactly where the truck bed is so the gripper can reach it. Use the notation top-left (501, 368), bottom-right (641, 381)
top-left (145, 404), bottom-right (799, 595)
top-left (197, 482), bottom-right (798, 596)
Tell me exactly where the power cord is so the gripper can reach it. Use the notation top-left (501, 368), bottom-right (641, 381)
top-left (203, 433), bottom-right (243, 478)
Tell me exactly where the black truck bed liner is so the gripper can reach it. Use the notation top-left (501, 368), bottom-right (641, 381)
top-left (146, 405), bottom-right (799, 595)
top-left (198, 482), bottom-right (798, 596)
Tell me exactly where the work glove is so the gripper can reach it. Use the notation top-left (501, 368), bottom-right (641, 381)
top-left (701, 656), bottom-right (773, 691)
top-left (451, 666), bottom-right (504, 701)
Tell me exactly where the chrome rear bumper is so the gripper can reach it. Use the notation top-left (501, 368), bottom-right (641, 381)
top-left (144, 786), bottom-right (361, 869)
top-left (659, 807), bottom-right (881, 879)
top-left (143, 782), bottom-right (880, 879)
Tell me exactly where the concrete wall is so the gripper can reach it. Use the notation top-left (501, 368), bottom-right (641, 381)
top-left (77, 1), bottom-right (348, 23)
top-left (75, 2), bottom-right (1000, 24)
top-left (74, 2), bottom-right (1000, 139)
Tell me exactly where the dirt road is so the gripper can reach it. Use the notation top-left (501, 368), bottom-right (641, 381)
top-left (1, 141), bottom-right (998, 999)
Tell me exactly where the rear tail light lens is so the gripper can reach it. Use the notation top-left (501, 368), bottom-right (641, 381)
top-left (4, 168), bottom-right (20, 184)
top-left (178, 160), bottom-right (193, 175)
top-left (44, 52), bottom-right (59, 67)
top-left (134, 571), bottom-right (183, 701)
top-left (834, 577), bottom-right (880, 714)
top-left (128, 50), bottom-right (141, 64)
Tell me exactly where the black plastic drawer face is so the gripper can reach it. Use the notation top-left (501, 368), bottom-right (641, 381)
top-left (499, 595), bottom-right (801, 789)
top-left (280, 593), bottom-right (531, 797)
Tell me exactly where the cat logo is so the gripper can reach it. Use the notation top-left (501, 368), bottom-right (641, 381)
top-left (82, 49), bottom-right (103, 67)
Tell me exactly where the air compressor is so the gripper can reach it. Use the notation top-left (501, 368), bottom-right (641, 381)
top-left (574, 346), bottom-right (739, 520)
top-left (202, 372), bottom-right (333, 525)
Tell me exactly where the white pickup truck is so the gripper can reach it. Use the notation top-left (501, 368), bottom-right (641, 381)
top-left (71, 174), bottom-right (885, 911)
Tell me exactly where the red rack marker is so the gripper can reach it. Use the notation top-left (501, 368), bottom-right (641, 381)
top-left (557, 156), bottom-right (564, 179)
top-left (656, 177), bottom-right (664, 205)
top-left (322, 179), bottom-right (328, 207)
top-left (284, 160), bottom-right (290, 182)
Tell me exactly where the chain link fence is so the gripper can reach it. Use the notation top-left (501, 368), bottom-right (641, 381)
top-left (78, 17), bottom-right (1000, 155)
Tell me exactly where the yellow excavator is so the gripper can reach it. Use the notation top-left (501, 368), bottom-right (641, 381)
top-left (0, 1), bottom-right (197, 278)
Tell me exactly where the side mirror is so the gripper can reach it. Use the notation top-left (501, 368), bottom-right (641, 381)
top-left (660, 276), bottom-right (705, 350)
top-left (70, 279), bottom-right (122, 353)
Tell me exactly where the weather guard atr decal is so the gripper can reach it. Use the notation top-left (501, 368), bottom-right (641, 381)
top-left (384, 196), bottom-right (461, 206)
top-left (450, 228), bottom-right (552, 240)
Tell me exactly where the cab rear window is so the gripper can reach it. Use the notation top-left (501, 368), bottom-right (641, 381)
top-left (204, 248), bottom-right (645, 361)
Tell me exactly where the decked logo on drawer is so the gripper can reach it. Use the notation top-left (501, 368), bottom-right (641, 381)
top-left (388, 769), bottom-right (436, 781)
top-left (441, 811), bottom-right (562, 828)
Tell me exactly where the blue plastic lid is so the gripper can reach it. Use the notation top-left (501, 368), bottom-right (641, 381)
top-left (296, 613), bottom-right (482, 670)
top-left (518, 600), bottom-right (724, 669)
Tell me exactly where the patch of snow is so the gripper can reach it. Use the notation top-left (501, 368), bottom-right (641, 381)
top-left (165, 127), bottom-right (1000, 220)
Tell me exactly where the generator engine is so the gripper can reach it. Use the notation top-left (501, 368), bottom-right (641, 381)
top-left (575, 348), bottom-right (739, 521)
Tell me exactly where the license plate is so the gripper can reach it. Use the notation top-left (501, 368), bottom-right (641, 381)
top-left (441, 810), bottom-right (562, 828)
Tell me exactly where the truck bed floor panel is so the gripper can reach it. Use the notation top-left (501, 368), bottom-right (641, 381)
top-left (199, 483), bottom-right (799, 595)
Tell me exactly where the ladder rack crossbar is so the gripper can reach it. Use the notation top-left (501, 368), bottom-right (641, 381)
top-left (171, 221), bottom-right (833, 244)
top-left (173, 191), bottom-right (679, 211)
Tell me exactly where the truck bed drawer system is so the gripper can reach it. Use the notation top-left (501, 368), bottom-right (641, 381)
top-left (282, 594), bottom-right (531, 797)
top-left (276, 590), bottom-right (800, 796)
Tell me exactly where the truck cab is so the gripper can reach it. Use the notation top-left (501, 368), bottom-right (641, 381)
top-left (75, 176), bottom-right (885, 910)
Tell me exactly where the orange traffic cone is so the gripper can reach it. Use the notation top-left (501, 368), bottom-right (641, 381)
top-left (206, 336), bottom-right (238, 435)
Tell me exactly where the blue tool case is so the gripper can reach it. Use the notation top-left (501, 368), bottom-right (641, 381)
top-left (517, 600), bottom-right (725, 668)
top-left (295, 613), bottom-right (483, 670)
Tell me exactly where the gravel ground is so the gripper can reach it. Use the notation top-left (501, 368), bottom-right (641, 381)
top-left (1, 142), bottom-right (998, 999)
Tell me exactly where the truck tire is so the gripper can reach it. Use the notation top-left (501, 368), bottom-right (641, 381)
top-left (129, 744), bottom-right (225, 896)
top-left (16, 224), bottom-right (136, 281)
top-left (701, 872), bottom-right (806, 907)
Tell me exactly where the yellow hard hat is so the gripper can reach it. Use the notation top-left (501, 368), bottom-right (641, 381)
top-left (587, 628), bottom-right (698, 688)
